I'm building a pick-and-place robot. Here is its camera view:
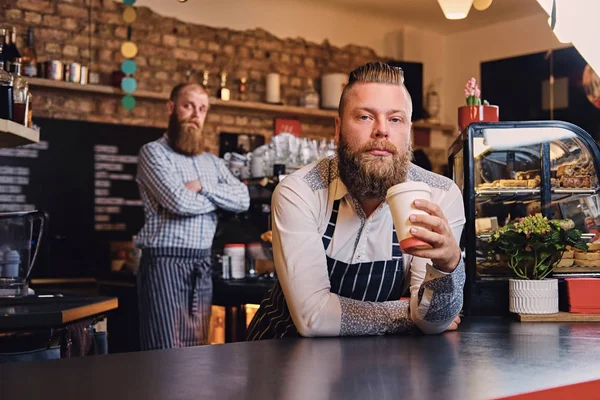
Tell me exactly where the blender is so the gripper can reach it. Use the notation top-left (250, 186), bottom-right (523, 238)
top-left (0, 211), bottom-right (45, 298)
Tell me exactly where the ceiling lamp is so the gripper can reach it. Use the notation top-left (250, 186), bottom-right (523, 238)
top-left (473, 0), bottom-right (493, 11)
top-left (437, 0), bottom-right (474, 20)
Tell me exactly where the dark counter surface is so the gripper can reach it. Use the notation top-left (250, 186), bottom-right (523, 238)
top-left (3, 317), bottom-right (600, 399)
top-left (0, 294), bottom-right (118, 331)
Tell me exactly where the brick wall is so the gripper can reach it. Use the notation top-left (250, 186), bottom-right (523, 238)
top-left (1, 0), bottom-right (382, 154)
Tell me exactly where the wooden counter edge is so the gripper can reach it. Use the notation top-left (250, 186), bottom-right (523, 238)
top-left (62, 297), bottom-right (119, 324)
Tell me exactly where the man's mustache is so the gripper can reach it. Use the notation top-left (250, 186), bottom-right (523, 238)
top-left (360, 140), bottom-right (398, 154)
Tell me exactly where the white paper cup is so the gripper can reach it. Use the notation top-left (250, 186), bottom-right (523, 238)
top-left (386, 182), bottom-right (433, 251)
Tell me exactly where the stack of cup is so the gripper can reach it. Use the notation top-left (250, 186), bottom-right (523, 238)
top-left (386, 182), bottom-right (433, 252)
top-left (224, 244), bottom-right (246, 279)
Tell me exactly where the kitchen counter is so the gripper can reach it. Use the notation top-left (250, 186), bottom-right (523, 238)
top-left (3, 317), bottom-right (600, 399)
top-left (0, 294), bottom-right (118, 332)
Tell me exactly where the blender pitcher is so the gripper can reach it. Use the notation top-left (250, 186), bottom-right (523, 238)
top-left (0, 211), bottom-right (45, 298)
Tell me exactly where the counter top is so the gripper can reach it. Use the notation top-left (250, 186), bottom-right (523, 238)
top-left (0, 295), bottom-right (118, 331)
top-left (3, 317), bottom-right (600, 399)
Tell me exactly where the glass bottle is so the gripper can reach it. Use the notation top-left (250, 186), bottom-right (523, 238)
top-left (10, 59), bottom-right (28, 125)
top-left (0, 44), bottom-right (13, 121)
top-left (21, 27), bottom-right (37, 78)
top-left (301, 78), bottom-right (319, 109)
top-left (4, 27), bottom-right (21, 73)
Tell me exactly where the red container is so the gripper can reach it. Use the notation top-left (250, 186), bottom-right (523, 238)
top-left (565, 278), bottom-right (600, 313)
top-left (457, 105), bottom-right (499, 132)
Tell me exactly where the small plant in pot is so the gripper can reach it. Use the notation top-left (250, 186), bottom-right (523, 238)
top-left (458, 77), bottom-right (499, 132)
top-left (488, 214), bottom-right (587, 314)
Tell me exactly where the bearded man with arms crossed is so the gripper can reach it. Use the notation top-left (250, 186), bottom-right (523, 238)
top-left (136, 83), bottom-right (250, 350)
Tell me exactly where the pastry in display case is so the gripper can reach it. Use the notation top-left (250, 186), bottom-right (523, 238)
top-left (448, 121), bottom-right (600, 315)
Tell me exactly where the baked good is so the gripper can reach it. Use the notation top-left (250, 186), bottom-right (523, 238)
top-left (561, 175), bottom-right (592, 188)
top-left (575, 259), bottom-right (600, 267)
top-left (556, 258), bottom-right (575, 267)
top-left (588, 242), bottom-right (600, 252)
top-left (562, 250), bottom-right (575, 259)
top-left (574, 252), bottom-right (600, 261)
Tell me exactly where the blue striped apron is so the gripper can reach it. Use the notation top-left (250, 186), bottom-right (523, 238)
top-left (246, 199), bottom-right (404, 340)
top-left (137, 248), bottom-right (212, 350)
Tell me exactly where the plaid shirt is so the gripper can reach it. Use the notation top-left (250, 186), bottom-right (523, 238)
top-left (135, 135), bottom-right (250, 249)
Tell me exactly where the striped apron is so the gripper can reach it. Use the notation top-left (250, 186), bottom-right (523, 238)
top-left (137, 248), bottom-right (212, 350)
top-left (246, 199), bottom-right (404, 340)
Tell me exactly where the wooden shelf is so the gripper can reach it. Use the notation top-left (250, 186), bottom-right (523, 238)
top-left (516, 311), bottom-right (600, 322)
top-left (27, 77), bottom-right (338, 119)
top-left (0, 118), bottom-right (40, 147)
top-left (28, 77), bottom-right (458, 127)
top-left (412, 120), bottom-right (456, 134)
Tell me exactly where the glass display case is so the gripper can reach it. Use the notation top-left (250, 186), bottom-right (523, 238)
top-left (448, 121), bottom-right (600, 315)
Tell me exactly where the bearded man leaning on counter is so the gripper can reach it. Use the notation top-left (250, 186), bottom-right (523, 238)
top-left (247, 62), bottom-right (465, 340)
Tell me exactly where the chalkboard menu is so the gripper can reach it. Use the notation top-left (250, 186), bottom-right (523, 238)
top-left (0, 118), bottom-right (164, 278)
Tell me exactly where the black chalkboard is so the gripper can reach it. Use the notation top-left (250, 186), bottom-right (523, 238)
top-left (0, 118), bottom-right (164, 278)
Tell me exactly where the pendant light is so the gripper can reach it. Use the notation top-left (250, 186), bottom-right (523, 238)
top-left (437, 0), bottom-right (474, 20)
top-left (473, 0), bottom-right (493, 11)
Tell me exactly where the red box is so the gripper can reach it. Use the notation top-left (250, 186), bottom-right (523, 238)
top-left (565, 278), bottom-right (600, 313)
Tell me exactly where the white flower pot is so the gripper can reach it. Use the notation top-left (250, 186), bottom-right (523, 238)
top-left (509, 278), bottom-right (558, 314)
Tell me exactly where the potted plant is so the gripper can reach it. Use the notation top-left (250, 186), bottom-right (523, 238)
top-left (458, 77), bottom-right (499, 132)
top-left (488, 214), bottom-right (588, 314)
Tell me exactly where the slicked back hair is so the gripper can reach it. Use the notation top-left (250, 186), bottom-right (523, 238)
top-left (338, 62), bottom-right (412, 118)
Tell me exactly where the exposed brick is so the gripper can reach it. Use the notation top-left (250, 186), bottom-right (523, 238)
top-left (199, 53), bottom-right (214, 64)
top-left (41, 14), bottom-right (60, 26)
top-left (6, 9), bottom-right (23, 21)
top-left (98, 49), bottom-right (113, 62)
top-left (114, 26), bottom-right (128, 39)
top-left (207, 42), bottom-right (220, 52)
top-left (173, 48), bottom-right (199, 61)
top-left (162, 34), bottom-right (177, 47)
top-left (290, 77), bottom-right (302, 88)
top-left (223, 45), bottom-right (235, 56)
top-left (236, 47), bottom-right (249, 58)
top-left (96, 12), bottom-right (122, 25)
top-left (24, 11), bottom-right (42, 24)
top-left (44, 42), bottom-right (61, 54)
top-left (177, 37), bottom-right (192, 48)
top-left (63, 44), bottom-right (79, 57)
top-left (304, 58), bottom-right (315, 68)
top-left (206, 113), bottom-right (221, 123)
top-left (279, 53), bottom-right (292, 64)
top-left (148, 58), bottom-right (163, 68)
top-left (235, 116), bottom-right (248, 126)
top-left (193, 39), bottom-right (206, 49)
top-left (222, 115), bottom-right (234, 125)
top-left (38, 28), bottom-right (69, 41)
top-left (57, 4), bottom-right (88, 18)
top-left (80, 48), bottom-right (90, 59)
top-left (155, 71), bottom-right (169, 81)
top-left (16, 0), bottom-right (53, 12)
top-left (63, 17), bottom-right (79, 31)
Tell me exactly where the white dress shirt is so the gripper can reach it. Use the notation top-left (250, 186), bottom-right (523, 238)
top-left (271, 156), bottom-right (466, 336)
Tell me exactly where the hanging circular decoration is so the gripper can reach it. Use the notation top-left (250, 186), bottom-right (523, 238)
top-left (121, 59), bottom-right (137, 75)
top-left (122, 95), bottom-right (136, 110)
top-left (121, 41), bottom-right (138, 59)
top-left (583, 64), bottom-right (600, 109)
top-left (121, 77), bottom-right (137, 93)
top-left (121, 0), bottom-right (137, 110)
top-left (123, 7), bottom-right (137, 23)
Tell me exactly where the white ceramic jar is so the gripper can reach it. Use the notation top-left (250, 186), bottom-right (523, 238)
top-left (224, 244), bottom-right (246, 279)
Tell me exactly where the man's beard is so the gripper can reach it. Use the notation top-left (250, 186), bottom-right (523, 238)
top-left (167, 112), bottom-right (204, 156)
top-left (337, 131), bottom-right (412, 201)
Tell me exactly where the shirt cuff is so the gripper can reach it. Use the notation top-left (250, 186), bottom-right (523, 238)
top-left (424, 259), bottom-right (462, 282)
